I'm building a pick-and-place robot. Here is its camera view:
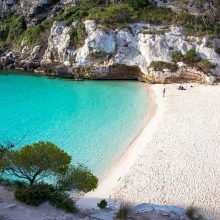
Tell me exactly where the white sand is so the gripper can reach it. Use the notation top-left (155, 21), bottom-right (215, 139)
top-left (78, 84), bottom-right (220, 220)
top-left (115, 84), bottom-right (220, 220)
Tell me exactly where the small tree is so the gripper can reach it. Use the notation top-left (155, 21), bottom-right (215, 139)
top-left (57, 164), bottom-right (98, 192)
top-left (97, 199), bottom-right (107, 209)
top-left (1, 142), bottom-right (71, 185)
top-left (0, 141), bottom-right (98, 193)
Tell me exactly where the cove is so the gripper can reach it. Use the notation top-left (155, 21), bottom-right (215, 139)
top-left (0, 72), bottom-right (149, 177)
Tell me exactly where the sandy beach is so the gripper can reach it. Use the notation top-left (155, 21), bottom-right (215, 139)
top-left (78, 83), bottom-right (220, 220)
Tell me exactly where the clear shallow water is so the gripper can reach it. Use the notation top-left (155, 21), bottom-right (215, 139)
top-left (0, 72), bottom-right (149, 176)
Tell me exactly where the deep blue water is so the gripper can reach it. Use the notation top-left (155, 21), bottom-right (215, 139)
top-left (0, 72), bottom-right (149, 176)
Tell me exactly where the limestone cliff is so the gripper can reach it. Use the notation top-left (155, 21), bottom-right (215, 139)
top-left (2, 20), bottom-right (218, 83)
top-left (0, 1), bottom-right (220, 83)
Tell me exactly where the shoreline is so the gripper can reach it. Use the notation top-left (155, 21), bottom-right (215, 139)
top-left (96, 84), bottom-right (155, 181)
top-left (76, 84), bottom-right (165, 209)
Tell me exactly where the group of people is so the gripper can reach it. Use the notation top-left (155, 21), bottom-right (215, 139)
top-left (163, 84), bottom-right (188, 97)
top-left (178, 84), bottom-right (186, 90)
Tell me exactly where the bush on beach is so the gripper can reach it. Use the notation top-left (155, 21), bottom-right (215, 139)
top-left (49, 191), bottom-right (78, 213)
top-left (97, 199), bottom-right (108, 209)
top-left (186, 206), bottom-right (204, 220)
top-left (116, 203), bottom-right (132, 219)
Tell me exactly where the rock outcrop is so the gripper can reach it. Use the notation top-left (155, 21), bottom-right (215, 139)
top-left (0, 18), bottom-right (220, 83)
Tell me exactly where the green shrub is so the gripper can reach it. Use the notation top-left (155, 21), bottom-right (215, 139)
top-left (97, 199), bottom-right (107, 209)
top-left (149, 61), bottom-right (178, 72)
top-left (88, 4), bottom-right (136, 25)
top-left (116, 204), bottom-right (132, 219)
top-left (0, 178), bottom-right (27, 189)
top-left (57, 164), bottom-right (98, 193)
top-left (23, 19), bottom-right (53, 46)
top-left (68, 21), bottom-right (87, 47)
top-left (0, 13), bottom-right (26, 45)
top-left (0, 178), bottom-right (15, 187)
top-left (186, 206), bottom-right (204, 220)
top-left (196, 59), bottom-right (216, 74)
top-left (125, 0), bottom-right (150, 9)
top-left (7, 15), bottom-right (26, 43)
top-left (15, 183), bottom-right (54, 206)
top-left (55, 6), bottom-right (87, 26)
top-left (139, 6), bottom-right (177, 25)
top-left (49, 191), bottom-right (77, 213)
top-left (184, 49), bottom-right (200, 61)
top-left (172, 49), bottom-right (201, 66)
top-left (13, 180), bottom-right (28, 189)
top-left (15, 183), bottom-right (77, 213)
top-left (24, 25), bottom-right (42, 46)
top-left (172, 51), bottom-right (183, 63)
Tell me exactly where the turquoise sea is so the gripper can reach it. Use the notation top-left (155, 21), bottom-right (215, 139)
top-left (0, 72), bottom-right (149, 176)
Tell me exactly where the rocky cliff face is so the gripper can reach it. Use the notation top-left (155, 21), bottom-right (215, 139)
top-left (0, 0), bottom-right (75, 24)
top-left (2, 19), bottom-right (219, 83)
top-left (0, 1), bottom-right (220, 83)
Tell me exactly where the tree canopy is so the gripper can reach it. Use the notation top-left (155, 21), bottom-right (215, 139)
top-left (0, 141), bottom-right (98, 192)
top-left (1, 142), bottom-right (71, 185)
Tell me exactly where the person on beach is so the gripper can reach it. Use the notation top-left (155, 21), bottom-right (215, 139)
top-left (163, 88), bottom-right (165, 97)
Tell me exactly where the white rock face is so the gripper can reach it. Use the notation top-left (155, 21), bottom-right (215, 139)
top-left (42, 20), bottom-right (220, 82)
top-left (41, 21), bottom-right (75, 66)
top-left (75, 21), bottom-right (116, 65)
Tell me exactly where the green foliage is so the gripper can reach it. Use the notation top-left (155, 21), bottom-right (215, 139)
top-left (97, 199), bottom-right (107, 209)
top-left (180, 13), bottom-right (220, 37)
top-left (0, 178), bottom-right (27, 189)
top-left (172, 51), bottom-right (184, 63)
top-left (116, 204), bottom-right (132, 219)
top-left (2, 141), bottom-right (71, 185)
top-left (88, 3), bottom-right (136, 25)
top-left (15, 183), bottom-right (77, 212)
top-left (1, 140), bottom-right (98, 213)
top-left (172, 49), bottom-right (215, 73)
top-left (186, 206), bottom-right (204, 220)
top-left (196, 59), bottom-right (216, 74)
top-left (15, 183), bottom-right (55, 206)
top-left (172, 49), bottom-right (201, 66)
top-left (125, 0), bottom-right (150, 9)
top-left (49, 191), bottom-right (78, 213)
top-left (0, 13), bottom-right (26, 47)
top-left (24, 25), bottom-right (42, 46)
top-left (23, 19), bottom-right (53, 46)
top-left (184, 49), bottom-right (200, 62)
top-left (57, 164), bottom-right (98, 193)
top-left (139, 6), bottom-right (177, 25)
top-left (0, 0), bottom-right (220, 50)
top-left (149, 61), bottom-right (178, 72)
top-left (68, 21), bottom-right (87, 47)
top-left (136, 6), bottom-right (220, 37)
top-left (7, 15), bottom-right (26, 43)
top-left (55, 6), bottom-right (87, 26)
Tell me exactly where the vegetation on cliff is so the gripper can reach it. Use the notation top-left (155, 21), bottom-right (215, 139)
top-left (172, 49), bottom-right (216, 73)
top-left (149, 49), bottom-right (216, 74)
top-left (0, 0), bottom-right (220, 49)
